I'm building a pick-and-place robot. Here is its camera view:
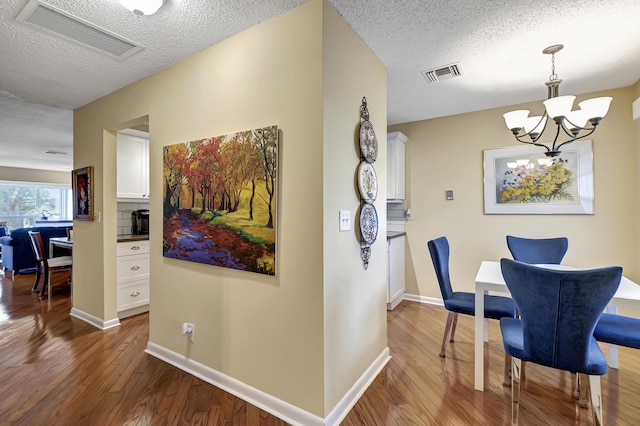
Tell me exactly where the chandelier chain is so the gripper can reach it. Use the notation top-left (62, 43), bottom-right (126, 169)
top-left (549, 53), bottom-right (558, 81)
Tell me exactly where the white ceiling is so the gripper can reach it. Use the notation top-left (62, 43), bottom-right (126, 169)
top-left (1, 0), bottom-right (639, 172)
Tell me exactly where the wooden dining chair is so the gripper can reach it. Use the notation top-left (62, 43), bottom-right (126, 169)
top-left (28, 231), bottom-right (72, 297)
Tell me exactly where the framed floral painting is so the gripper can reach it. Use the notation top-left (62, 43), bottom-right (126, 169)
top-left (483, 141), bottom-right (593, 214)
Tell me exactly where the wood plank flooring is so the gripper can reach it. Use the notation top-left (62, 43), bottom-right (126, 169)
top-left (1, 271), bottom-right (639, 425)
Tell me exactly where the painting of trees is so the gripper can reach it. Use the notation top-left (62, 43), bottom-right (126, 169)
top-left (162, 125), bottom-right (278, 275)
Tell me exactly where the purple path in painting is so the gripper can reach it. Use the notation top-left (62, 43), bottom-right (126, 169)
top-left (163, 210), bottom-right (246, 270)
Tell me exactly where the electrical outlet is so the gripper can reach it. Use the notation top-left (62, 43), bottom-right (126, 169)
top-left (182, 322), bottom-right (195, 342)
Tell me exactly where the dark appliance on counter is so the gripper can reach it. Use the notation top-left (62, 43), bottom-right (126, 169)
top-left (131, 209), bottom-right (149, 235)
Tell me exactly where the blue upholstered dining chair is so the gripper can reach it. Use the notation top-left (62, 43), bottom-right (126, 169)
top-left (427, 237), bottom-right (517, 360)
top-left (499, 258), bottom-right (622, 426)
top-left (506, 235), bottom-right (568, 264)
top-left (594, 313), bottom-right (640, 350)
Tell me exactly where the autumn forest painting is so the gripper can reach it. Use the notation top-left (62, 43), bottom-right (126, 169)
top-left (163, 125), bottom-right (277, 275)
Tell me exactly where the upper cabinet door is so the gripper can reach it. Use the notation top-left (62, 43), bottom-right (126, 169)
top-left (117, 132), bottom-right (149, 200)
top-left (387, 131), bottom-right (407, 201)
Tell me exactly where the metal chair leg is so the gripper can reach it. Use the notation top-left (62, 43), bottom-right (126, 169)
top-left (511, 357), bottom-right (521, 426)
top-left (577, 373), bottom-right (589, 408)
top-left (439, 312), bottom-right (455, 357)
top-left (449, 313), bottom-right (458, 342)
top-left (503, 352), bottom-right (512, 387)
top-left (573, 372), bottom-right (580, 400)
top-left (589, 375), bottom-right (603, 426)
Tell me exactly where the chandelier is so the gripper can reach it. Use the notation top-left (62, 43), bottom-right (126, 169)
top-left (502, 44), bottom-right (612, 157)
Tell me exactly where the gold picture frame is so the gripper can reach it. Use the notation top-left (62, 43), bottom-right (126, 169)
top-left (72, 166), bottom-right (94, 221)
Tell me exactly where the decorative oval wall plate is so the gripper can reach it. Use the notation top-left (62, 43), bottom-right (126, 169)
top-left (357, 161), bottom-right (378, 203)
top-left (359, 120), bottom-right (378, 163)
top-left (359, 203), bottom-right (378, 245)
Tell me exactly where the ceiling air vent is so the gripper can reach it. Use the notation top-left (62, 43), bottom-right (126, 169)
top-left (15, 0), bottom-right (143, 59)
top-left (421, 63), bottom-right (462, 83)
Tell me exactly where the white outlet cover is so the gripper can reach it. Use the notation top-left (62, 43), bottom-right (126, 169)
top-left (339, 210), bottom-right (350, 231)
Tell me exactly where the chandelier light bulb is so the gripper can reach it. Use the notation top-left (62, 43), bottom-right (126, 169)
top-left (578, 97), bottom-right (613, 123)
top-left (565, 110), bottom-right (589, 134)
top-left (524, 116), bottom-right (546, 139)
top-left (119, 0), bottom-right (165, 16)
top-left (503, 110), bottom-right (530, 132)
top-left (543, 95), bottom-right (576, 120)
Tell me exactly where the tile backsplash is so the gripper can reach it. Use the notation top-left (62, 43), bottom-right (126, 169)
top-left (117, 202), bottom-right (150, 236)
top-left (387, 200), bottom-right (406, 221)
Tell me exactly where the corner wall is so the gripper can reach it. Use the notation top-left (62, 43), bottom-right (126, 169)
top-left (74, 0), bottom-right (387, 421)
top-left (321, 0), bottom-right (388, 417)
top-left (390, 86), bottom-right (638, 304)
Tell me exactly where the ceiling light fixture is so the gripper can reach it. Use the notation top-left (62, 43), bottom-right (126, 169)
top-left (119, 0), bottom-right (165, 16)
top-left (503, 44), bottom-right (612, 157)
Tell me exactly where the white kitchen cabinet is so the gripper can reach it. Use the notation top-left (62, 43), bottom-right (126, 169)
top-left (117, 240), bottom-right (149, 318)
top-left (387, 131), bottom-right (407, 201)
top-left (387, 234), bottom-right (406, 310)
top-left (117, 130), bottom-right (149, 200)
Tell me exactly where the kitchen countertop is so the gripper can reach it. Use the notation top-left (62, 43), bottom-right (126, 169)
top-left (117, 234), bottom-right (150, 243)
top-left (387, 231), bottom-right (406, 240)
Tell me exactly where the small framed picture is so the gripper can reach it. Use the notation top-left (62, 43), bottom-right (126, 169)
top-left (72, 166), bottom-right (94, 221)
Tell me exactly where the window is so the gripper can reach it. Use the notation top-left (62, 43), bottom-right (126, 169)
top-left (0, 181), bottom-right (72, 230)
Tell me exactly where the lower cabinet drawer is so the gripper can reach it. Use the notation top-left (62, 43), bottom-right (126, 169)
top-left (117, 254), bottom-right (150, 282)
top-left (117, 281), bottom-right (149, 311)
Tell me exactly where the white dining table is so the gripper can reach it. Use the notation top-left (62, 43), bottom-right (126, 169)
top-left (474, 260), bottom-right (640, 392)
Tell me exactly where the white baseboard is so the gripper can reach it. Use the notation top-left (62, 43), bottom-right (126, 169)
top-left (324, 347), bottom-right (391, 426)
top-left (403, 293), bottom-right (443, 306)
top-left (145, 342), bottom-right (390, 426)
top-left (70, 307), bottom-right (120, 330)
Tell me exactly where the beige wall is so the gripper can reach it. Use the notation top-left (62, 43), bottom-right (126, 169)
top-left (390, 86), bottom-right (639, 309)
top-left (74, 0), bottom-right (386, 418)
top-left (634, 80), bottom-right (640, 275)
top-left (321, 1), bottom-right (387, 414)
top-left (0, 166), bottom-right (69, 185)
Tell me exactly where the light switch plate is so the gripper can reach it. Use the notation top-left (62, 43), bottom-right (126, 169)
top-left (339, 210), bottom-right (350, 231)
top-left (446, 190), bottom-right (454, 200)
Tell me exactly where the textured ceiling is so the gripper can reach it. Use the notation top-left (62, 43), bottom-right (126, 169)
top-left (1, 0), bottom-right (639, 172)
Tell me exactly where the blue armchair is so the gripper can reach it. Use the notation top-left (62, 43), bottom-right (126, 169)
top-left (500, 258), bottom-right (622, 425)
top-left (0, 226), bottom-right (72, 275)
top-left (506, 235), bottom-right (568, 264)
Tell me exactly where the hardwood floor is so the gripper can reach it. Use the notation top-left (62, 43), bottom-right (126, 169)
top-left (1, 271), bottom-right (639, 425)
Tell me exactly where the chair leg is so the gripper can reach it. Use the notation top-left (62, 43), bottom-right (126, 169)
top-left (511, 357), bottom-right (521, 426)
top-left (40, 264), bottom-right (50, 296)
top-left (588, 375), bottom-right (603, 426)
top-left (503, 352), bottom-right (512, 387)
top-left (439, 312), bottom-right (455, 357)
top-left (449, 313), bottom-right (458, 342)
top-left (31, 265), bottom-right (42, 292)
top-left (577, 373), bottom-right (589, 408)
